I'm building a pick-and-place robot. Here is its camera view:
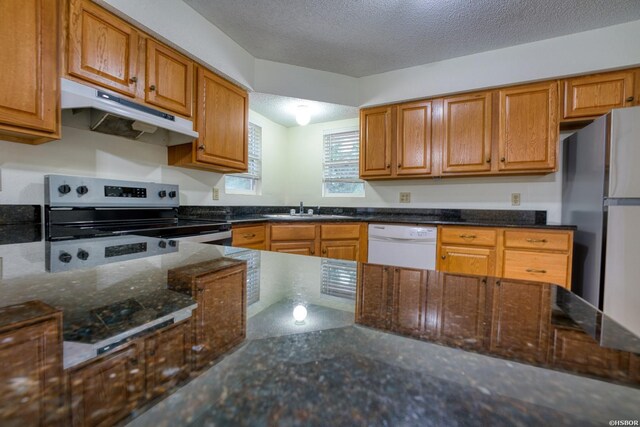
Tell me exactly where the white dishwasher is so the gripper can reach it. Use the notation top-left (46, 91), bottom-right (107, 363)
top-left (368, 224), bottom-right (438, 269)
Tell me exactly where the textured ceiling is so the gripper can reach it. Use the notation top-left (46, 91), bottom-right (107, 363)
top-left (184, 0), bottom-right (640, 77)
top-left (249, 92), bottom-right (358, 128)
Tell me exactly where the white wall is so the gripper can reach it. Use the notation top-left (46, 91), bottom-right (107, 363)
top-left (359, 20), bottom-right (640, 106)
top-left (0, 110), bottom-right (288, 206)
top-left (285, 117), bottom-right (571, 223)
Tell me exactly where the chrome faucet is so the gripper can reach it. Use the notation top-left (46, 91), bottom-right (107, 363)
top-left (299, 201), bottom-right (304, 214)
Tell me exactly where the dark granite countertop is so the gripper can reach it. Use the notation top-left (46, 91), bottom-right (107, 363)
top-left (179, 205), bottom-right (577, 230)
top-left (0, 239), bottom-right (638, 425)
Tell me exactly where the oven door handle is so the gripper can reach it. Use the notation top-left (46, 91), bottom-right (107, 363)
top-left (171, 230), bottom-right (232, 243)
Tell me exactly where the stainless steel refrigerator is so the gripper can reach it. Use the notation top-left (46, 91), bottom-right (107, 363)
top-left (562, 106), bottom-right (640, 337)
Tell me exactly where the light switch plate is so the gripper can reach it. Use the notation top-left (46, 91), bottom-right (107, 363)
top-left (399, 192), bottom-right (411, 203)
top-left (511, 193), bottom-right (521, 206)
top-left (212, 187), bottom-right (220, 200)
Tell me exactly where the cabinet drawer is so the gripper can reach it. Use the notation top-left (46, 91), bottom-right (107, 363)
top-left (502, 250), bottom-right (569, 287)
top-left (270, 224), bottom-right (316, 241)
top-left (232, 225), bottom-right (266, 245)
top-left (504, 230), bottom-right (570, 252)
top-left (320, 223), bottom-right (360, 240)
top-left (440, 227), bottom-right (497, 247)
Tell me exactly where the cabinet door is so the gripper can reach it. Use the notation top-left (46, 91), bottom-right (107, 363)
top-left (439, 245), bottom-right (496, 276)
top-left (69, 343), bottom-right (143, 427)
top-left (356, 264), bottom-right (392, 328)
top-left (145, 39), bottom-right (193, 117)
top-left (193, 265), bottom-right (246, 369)
top-left (0, 0), bottom-right (58, 134)
top-left (442, 92), bottom-right (492, 173)
top-left (392, 267), bottom-right (428, 335)
top-left (0, 319), bottom-right (62, 426)
top-left (145, 321), bottom-right (191, 399)
top-left (396, 100), bottom-right (432, 175)
top-left (563, 71), bottom-right (635, 119)
top-left (270, 241), bottom-right (316, 256)
top-left (321, 240), bottom-right (359, 261)
top-left (498, 82), bottom-right (558, 171)
top-left (360, 106), bottom-right (393, 178)
top-left (489, 280), bottom-right (550, 362)
top-left (68, 0), bottom-right (140, 97)
top-left (195, 67), bottom-right (248, 170)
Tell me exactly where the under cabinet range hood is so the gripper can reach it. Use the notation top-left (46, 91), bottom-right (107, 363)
top-left (61, 78), bottom-right (198, 146)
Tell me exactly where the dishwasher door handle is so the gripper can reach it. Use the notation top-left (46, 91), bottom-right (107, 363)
top-left (369, 236), bottom-right (436, 243)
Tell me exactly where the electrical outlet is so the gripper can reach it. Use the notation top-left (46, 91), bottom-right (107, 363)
top-left (511, 193), bottom-right (521, 206)
top-left (212, 187), bottom-right (220, 200)
top-left (399, 192), bottom-right (411, 203)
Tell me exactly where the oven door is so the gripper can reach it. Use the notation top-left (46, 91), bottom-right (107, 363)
top-left (171, 230), bottom-right (232, 245)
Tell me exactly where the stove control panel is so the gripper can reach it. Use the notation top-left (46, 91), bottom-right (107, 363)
top-left (46, 235), bottom-right (178, 273)
top-left (45, 175), bottom-right (179, 208)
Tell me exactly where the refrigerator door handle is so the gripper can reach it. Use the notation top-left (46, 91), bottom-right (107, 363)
top-left (604, 198), bottom-right (640, 206)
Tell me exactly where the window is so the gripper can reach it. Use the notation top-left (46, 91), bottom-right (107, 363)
top-left (321, 259), bottom-right (357, 300)
top-left (223, 247), bottom-right (261, 306)
top-left (323, 128), bottom-right (364, 197)
top-left (225, 122), bottom-right (262, 194)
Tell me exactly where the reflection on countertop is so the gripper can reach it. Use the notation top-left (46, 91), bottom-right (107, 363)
top-left (0, 240), bottom-right (639, 426)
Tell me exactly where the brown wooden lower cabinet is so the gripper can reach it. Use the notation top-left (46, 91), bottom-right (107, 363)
top-left (145, 320), bottom-right (192, 399)
top-left (168, 260), bottom-right (247, 370)
top-left (392, 268), bottom-right (428, 334)
top-left (356, 264), bottom-right (392, 329)
top-left (271, 240), bottom-right (316, 256)
top-left (439, 245), bottom-right (496, 276)
top-left (68, 342), bottom-right (144, 427)
top-left (321, 240), bottom-right (359, 261)
top-left (0, 302), bottom-right (63, 426)
top-left (489, 280), bottom-right (551, 363)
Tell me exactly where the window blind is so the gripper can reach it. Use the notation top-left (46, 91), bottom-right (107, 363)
top-left (321, 259), bottom-right (357, 300)
top-left (323, 129), bottom-right (360, 183)
top-left (223, 247), bottom-right (260, 306)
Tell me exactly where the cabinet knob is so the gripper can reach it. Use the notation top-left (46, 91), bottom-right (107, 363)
top-left (397, 163), bottom-right (402, 168)
top-left (626, 96), bottom-right (635, 102)
top-left (386, 163), bottom-right (391, 169)
top-left (129, 76), bottom-right (138, 83)
top-left (486, 158), bottom-right (491, 163)
top-left (197, 144), bottom-right (205, 151)
top-left (310, 249), bottom-right (315, 255)
top-left (441, 255), bottom-right (446, 260)
top-left (500, 157), bottom-right (505, 162)
top-left (322, 248), bottom-right (327, 255)
top-left (149, 85), bottom-right (156, 91)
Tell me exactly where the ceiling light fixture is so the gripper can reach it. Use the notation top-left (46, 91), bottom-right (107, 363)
top-left (295, 105), bottom-right (311, 126)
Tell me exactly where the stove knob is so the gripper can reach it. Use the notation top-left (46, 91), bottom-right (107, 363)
top-left (158, 240), bottom-right (167, 249)
top-left (59, 252), bottom-right (72, 263)
top-left (77, 249), bottom-right (89, 261)
top-left (168, 191), bottom-right (177, 198)
top-left (158, 190), bottom-right (167, 198)
top-left (168, 240), bottom-right (177, 247)
top-left (76, 185), bottom-right (89, 196)
top-left (58, 184), bottom-right (71, 194)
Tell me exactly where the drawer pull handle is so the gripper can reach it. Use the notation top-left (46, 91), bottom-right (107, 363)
top-left (526, 238), bottom-right (547, 243)
top-left (626, 96), bottom-right (635, 102)
top-left (243, 233), bottom-right (256, 238)
top-left (459, 234), bottom-right (477, 239)
top-left (526, 268), bottom-right (547, 274)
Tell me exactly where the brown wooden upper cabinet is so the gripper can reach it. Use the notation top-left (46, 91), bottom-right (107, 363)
top-left (67, 0), bottom-right (194, 117)
top-left (68, 0), bottom-right (140, 98)
top-left (441, 92), bottom-right (492, 173)
top-left (360, 106), bottom-right (394, 178)
top-left (145, 39), bottom-right (193, 117)
top-left (497, 81), bottom-right (558, 172)
top-left (360, 101), bottom-right (433, 179)
top-left (0, 0), bottom-right (60, 144)
top-left (396, 100), bottom-right (433, 175)
top-left (562, 70), bottom-right (635, 119)
top-left (168, 67), bottom-right (249, 173)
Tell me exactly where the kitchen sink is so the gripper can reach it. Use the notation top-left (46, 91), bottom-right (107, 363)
top-left (263, 214), bottom-right (352, 220)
